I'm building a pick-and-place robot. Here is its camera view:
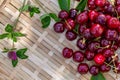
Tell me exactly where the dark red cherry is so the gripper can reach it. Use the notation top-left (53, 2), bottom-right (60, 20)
top-left (85, 50), bottom-right (95, 61)
top-left (115, 62), bottom-right (120, 73)
top-left (100, 63), bottom-right (111, 72)
top-left (76, 11), bottom-right (88, 24)
top-left (95, 14), bottom-right (106, 25)
top-left (88, 41), bottom-right (100, 52)
top-left (83, 28), bottom-right (93, 39)
top-left (78, 24), bottom-right (86, 34)
top-left (53, 22), bottom-right (65, 33)
top-left (78, 63), bottom-right (89, 74)
top-left (77, 38), bottom-right (86, 50)
top-left (88, 10), bottom-right (98, 21)
top-left (94, 53), bottom-right (105, 65)
top-left (100, 38), bottom-right (111, 47)
top-left (69, 9), bottom-right (77, 19)
top-left (73, 51), bottom-right (84, 62)
top-left (95, 0), bottom-right (106, 7)
top-left (97, 48), bottom-right (103, 53)
top-left (65, 30), bottom-right (77, 41)
top-left (90, 24), bottom-right (104, 37)
top-left (116, 5), bottom-right (120, 16)
top-left (65, 18), bottom-right (75, 30)
top-left (58, 10), bottom-right (69, 19)
top-left (103, 48), bottom-right (114, 57)
top-left (62, 47), bottom-right (73, 58)
top-left (88, 0), bottom-right (96, 10)
top-left (115, 0), bottom-right (120, 6)
top-left (89, 65), bottom-right (99, 75)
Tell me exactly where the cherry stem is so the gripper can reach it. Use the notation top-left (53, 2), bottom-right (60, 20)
top-left (104, 62), bottom-right (116, 69)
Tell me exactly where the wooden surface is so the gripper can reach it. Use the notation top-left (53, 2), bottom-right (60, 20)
top-left (0, 0), bottom-right (119, 80)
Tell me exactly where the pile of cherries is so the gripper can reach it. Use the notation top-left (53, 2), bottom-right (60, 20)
top-left (53, 0), bottom-right (120, 75)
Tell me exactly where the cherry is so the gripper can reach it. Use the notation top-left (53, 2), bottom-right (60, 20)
top-left (90, 24), bottom-right (104, 37)
top-left (77, 38), bottom-right (86, 50)
top-left (83, 28), bottom-right (93, 39)
top-left (8, 51), bottom-right (17, 60)
top-left (76, 11), bottom-right (88, 24)
top-left (78, 24), bottom-right (86, 34)
top-left (62, 47), bottom-right (73, 58)
top-left (53, 22), bottom-right (65, 33)
top-left (105, 29), bottom-right (118, 41)
top-left (88, 0), bottom-right (96, 10)
top-left (94, 53), bottom-right (105, 65)
top-left (97, 48), bottom-right (103, 53)
top-left (88, 41), bottom-right (100, 52)
top-left (69, 9), bottom-right (77, 19)
top-left (88, 10), bottom-right (98, 21)
top-left (73, 51), bottom-right (84, 62)
top-left (111, 44), bottom-right (118, 51)
top-left (85, 50), bottom-right (95, 61)
top-left (107, 17), bottom-right (120, 29)
top-left (115, 0), bottom-right (120, 6)
top-left (89, 65), bottom-right (99, 75)
top-left (117, 26), bottom-right (120, 33)
top-left (105, 14), bottom-right (111, 21)
top-left (100, 63), bottom-right (111, 72)
top-left (115, 62), bottom-right (120, 73)
top-left (78, 63), bottom-right (89, 74)
top-left (65, 30), bottom-right (77, 41)
top-left (65, 18), bottom-right (75, 30)
top-left (95, 14), bottom-right (106, 25)
top-left (103, 48), bottom-right (114, 57)
top-left (58, 10), bottom-right (69, 19)
top-left (95, 0), bottom-right (106, 7)
top-left (100, 38), bottom-right (111, 47)
top-left (116, 5), bottom-right (120, 16)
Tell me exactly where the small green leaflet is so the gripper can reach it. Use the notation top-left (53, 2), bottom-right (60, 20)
top-left (12, 32), bottom-right (25, 37)
top-left (5, 24), bottom-right (14, 33)
top-left (19, 4), bottom-right (29, 12)
top-left (0, 33), bottom-right (9, 39)
top-left (49, 13), bottom-right (60, 22)
top-left (58, 0), bottom-right (70, 12)
top-left (16, 48), bottom-right (28, 59)
top-left (29, 6), bottom-right (40, 17)
top-left (91, 72), bottom-right (106, 80)
top-left (76, 0), bottom-right (88, 12)
top-left (40, 14), bottom-right (51, 28)
top-left (12, 59), bottom-right (18, 67)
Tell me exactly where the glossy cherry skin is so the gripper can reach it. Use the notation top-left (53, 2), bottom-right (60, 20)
top-left (100, 63), bottom-right (111, 72)
top-left (115, 0), bottom-right (120, 6)
top-left (107, 17), bottom-right (120, 29)
top-left (95, 0), bottom-right (106, 7)
top-left (105, 29), bottom-right (118, 41)
top-left (65, 18), bottom-right (75, 30)
top-left (88, 41), bottom-right (100, 52)
top-left (89, 65), bottom-right (99, 75)
top-left (65, 30), bottom-right (77, 41)
top-left (76, 11), bottom-right (88, 24)
top-left (94, 54), bottom-right (105, 65)
top-left (83, 28), bottom-right (93, 39)
top-left (78, 24), bottom-right (86, 34)
top-left (85, 50), bottom-right (95, 61)
top-left (62, 47), bottom-right (73, 58)
top-left (77, 38), bottom-right (86, 50)
top-left (115, 62), bottom-right (120, 73)
top-left (100, 38), bottom-right (111, 47)
top-left (69, 9), bottom-right (77, 19)
top-left (78, 63), bottom-right (89, 74)
top-left (95, 14), bottom-right (106, 25)
top-left (88, 10), bottom-right (98, 21)
top-left (90, 24), bottom-right (104, 37)
top-left (58, 10), bottom-right (69, 19)
top-left (73, 51), bottom-right (84, 62)
top-left (53, 22), bottom-right (65, 33)
top-left (88, 0), bottom-right (96, 10)
top-left (103, 48), bottom-right (114, 57)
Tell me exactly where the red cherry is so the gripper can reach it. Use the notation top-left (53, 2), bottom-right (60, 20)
top-left (94, 54), bottom-right (105, 65)
top-left (88, 10), bottom-right (98, 21)
top-left (78, 63), bottom-right (89, 74)
top-left (95, 0), bottom-right (106, 7)
top-left (73, 51), bottom-right (84, 62)
top-left (65, 18), bottom-right (75, 30)
top-left (62, 47), bottom-right (73, 58)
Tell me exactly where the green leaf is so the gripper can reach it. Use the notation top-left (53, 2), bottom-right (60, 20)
top-left (2, 48), bottom-right (9, 53)
top-left (16, 48), bottom-right (28, 59)
top-left (12, 36), bottom-right (17, 42)
top-left (58, 0), bottom-right (70, 11)
top-left (30, 12), bottom-right (34, 17)
top-left (28, 6), bottom-right (40, 17)
top-left (49, 13), bottom-right (60, 22)
top-left (0, 33), bottom-right (9, 39)
top-left (5, 24), bottom-right (14, 32)
top-left (12, 59), bottom-right (18, 67)
top-left (19, 4), bottom-right (29, 12)
top-left (76, 0), bottom-right (88, 11)
top-left (91, 72), bottom-right (106, 80)
top-left (40, 14), bottom-right (51, 28)
top-left (12, 32), bottom-right (25, 37)
top-left (32, 7), bottom-right (40, 13)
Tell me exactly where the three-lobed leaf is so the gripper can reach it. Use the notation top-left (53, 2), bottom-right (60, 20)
top-left (12, 59), bottom-right (18, 67)
top-left (91, 72), bottom-right (106, 80)
top-left (40, 14), bottom-right (51, 28)
top-left (5, 24), bottom-right (14, 33)
top-left (16, 48), bottom-right (28, 59)
top-left (58, 0), bottom-right (70, 12)
top-left (76, 0), bottom-right (88, 12)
